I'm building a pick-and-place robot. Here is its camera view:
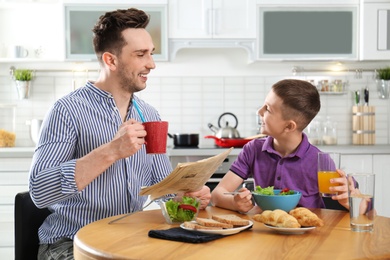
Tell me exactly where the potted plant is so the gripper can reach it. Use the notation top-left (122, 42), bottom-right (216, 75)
top-left (12, 69), bottom-right (34, 99)
top-left (13, 69), bottom-right (33, 81)
top-left (376, 67), bottom-right (390, 99)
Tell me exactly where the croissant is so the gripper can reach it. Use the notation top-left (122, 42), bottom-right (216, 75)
top-left (253, 209), bottom-right (301, 228)
top-left (289, 207), bottom-right (324, 227)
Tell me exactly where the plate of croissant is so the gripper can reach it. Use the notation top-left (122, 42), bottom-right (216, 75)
top-left (252, 207), bottom-right (324, 235)
top-left (264, 224), bottom-right (315, 235)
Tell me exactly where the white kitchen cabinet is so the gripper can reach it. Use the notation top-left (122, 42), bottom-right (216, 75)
top-left (360, 1), bottom-right (390, 60)
top-left (340, 154), bottom-right (373, 174)
top-left (0, 157), bottom-right (32, 259)
top-left (0, 2), bottom-right (64, 62)
top-left (341, 154), bottom-right (389, 218)
top-left (373, 155), bottom-right (390, 218)
top-left (168, 0), bottom-right (256, 39)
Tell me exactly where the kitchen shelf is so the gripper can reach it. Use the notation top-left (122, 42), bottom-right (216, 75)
top-left (0, 58), bottom-right (65, 63)
top-left (292, 66), bottom-right (378, 79)
top-left (319, 91), bottom-right (348, 95)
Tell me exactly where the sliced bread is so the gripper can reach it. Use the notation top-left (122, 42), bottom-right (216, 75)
top-left (183, 221), bottom-right (223, 230)
top-left (195, 217), bottom-right (234, 229)
top-left (211, 214), bottom-right (250, 226)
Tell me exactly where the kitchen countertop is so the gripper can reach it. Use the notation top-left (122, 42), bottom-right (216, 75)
top-left (0, 147), bottom-right (36, 158)
top-left (1, 145), bottom-right (390, 158)
top-left (167, 145), bottom-right (390, 156)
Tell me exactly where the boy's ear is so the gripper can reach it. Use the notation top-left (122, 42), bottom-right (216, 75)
top-left (284, 120), bottom-right (297, 132)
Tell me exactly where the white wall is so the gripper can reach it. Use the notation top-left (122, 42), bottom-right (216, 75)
top-left (1, 48), bottom-right (389, 147)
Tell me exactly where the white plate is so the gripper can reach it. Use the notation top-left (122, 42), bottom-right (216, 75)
top-left (180, 220), bottom-right (253, 236)
top-left (264, 224), bottom-right (316, 235)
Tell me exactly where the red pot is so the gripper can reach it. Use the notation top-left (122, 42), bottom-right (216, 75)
top-left (204, 135), bottom-right (252, 148)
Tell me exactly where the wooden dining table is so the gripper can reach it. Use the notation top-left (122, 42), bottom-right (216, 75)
top-left (74, 206), bottom-right (390, 260)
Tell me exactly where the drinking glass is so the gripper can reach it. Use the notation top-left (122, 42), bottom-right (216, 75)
top-left (347, 173), bottom-right (375, 232)
top-left (317, 152), bottom-right (340, 197)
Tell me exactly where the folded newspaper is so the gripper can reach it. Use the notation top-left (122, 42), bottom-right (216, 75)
top-left (140, 147), bottom-right (233, 200)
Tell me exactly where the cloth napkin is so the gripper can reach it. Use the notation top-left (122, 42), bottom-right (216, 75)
top-left (148, 227), bottom-right (224, 243)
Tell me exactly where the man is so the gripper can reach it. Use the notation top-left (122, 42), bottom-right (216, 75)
top-left (30, 8), bottom-right (210, 259)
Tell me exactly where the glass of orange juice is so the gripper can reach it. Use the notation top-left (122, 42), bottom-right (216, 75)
top-left (318, 152), bottom-right (340, 197)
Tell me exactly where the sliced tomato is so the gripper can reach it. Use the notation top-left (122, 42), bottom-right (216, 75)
top-left (281, 188), bottom-right (290, 193)
top-left (178, 204), bottom-right (197, 213)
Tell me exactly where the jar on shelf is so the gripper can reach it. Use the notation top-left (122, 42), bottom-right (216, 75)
top-left (307, 79), bottom-right (316, 86)
top-left (306, 119), bottom-right (323, 145)
top-left (331, 80), bottom-right (343, 92)
top-left (322, 117), bottom-right (337, 145)
top-left (0, 104), bottom-right (16, 147)
top-left (318, 80), bottom-right (329, 92)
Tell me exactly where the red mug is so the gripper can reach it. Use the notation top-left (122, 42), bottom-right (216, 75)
top-left (143, 121), bottom-right (168, 154)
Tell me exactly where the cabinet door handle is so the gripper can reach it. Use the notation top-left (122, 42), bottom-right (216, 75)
top-left (213, 9), bottom-right (217, 36)
top-left (378, 10), bottom-right (389, 50)
top-left (207, 9), bottom-right (212, 35)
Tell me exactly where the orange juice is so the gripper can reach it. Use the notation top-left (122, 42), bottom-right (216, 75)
top-left (318, 171), bottom-right (340, 194)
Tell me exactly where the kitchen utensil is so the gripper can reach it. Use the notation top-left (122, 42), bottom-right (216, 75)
top-left (355, 90), bottom-right (360, 105)
top-left (168, 133), bottom-right (199, 147)
top-left (204, 135), bottom-right (251, 148)
top-left (223, 192), bottom-right (243, 195)
top-left (364, 87), bottom-right (369, 106)
top-left (208, 112), bottom-right (240, 138)
top-left (26, 119), bottom-right (43, 145)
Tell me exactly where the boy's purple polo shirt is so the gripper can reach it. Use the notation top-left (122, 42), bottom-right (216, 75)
top-left (230, 133), bottom-right (325, 208)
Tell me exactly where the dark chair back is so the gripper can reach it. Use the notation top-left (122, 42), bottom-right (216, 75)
top-left (322, 196), bottom-right (349, 211)
top-left (14, 191), bottom-right (51, 260)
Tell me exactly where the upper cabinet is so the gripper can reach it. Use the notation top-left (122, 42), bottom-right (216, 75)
top-left (0, 2), bottom-right (64, 62)
top-left (64, 3), bottom-right (168, 61)
top-left (0, 0), bottom-right (168, 62)
top-left (168, 0), bottom-right (257, 61)
top-left (256, 0), bottom-right (359, 61)
top-left (360, 0), bottom-right (390, 60)
top-left (168, 0), bottom-right (256, 39)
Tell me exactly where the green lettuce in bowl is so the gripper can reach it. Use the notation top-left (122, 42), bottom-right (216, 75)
top-left (254, 185), bottom-right (295, 196)
top-left (252, 185), bottom-right (301, 212)
top-left (159, 196), bottom-right (200, 224)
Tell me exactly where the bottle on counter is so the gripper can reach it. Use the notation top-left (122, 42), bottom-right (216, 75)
top-left (322, 117), bottom-right (338, 145)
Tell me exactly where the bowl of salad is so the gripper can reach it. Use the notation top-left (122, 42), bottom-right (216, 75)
top-left (159, 195), bottom-right (200, 224)
top-left (252, 186), bottom-right (301, 212)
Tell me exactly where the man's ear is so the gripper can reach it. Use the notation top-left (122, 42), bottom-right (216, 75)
top-left (284, 120), bottom-right (297, 132)
top-left (102, 52), bottom-right (117, 70)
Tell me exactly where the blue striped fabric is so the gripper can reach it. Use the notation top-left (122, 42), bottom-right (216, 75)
top-left (29, 82), bottom-right (172, 244)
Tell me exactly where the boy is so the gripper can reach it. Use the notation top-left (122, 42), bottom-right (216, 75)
top-left (211, 79), bottom-right (349, 213)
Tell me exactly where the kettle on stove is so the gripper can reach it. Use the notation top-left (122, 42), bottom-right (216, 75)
top-left (208, 112), bottom-right (240, 139)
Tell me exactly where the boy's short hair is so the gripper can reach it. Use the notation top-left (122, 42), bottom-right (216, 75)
top-left (272, 79), bottom-right (321, 131)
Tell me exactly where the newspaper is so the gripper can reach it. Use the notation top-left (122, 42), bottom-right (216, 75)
top-left (139, 147), bottom-right (233, 200)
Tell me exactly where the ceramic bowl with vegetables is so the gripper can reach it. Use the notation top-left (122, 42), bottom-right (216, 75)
top-left (159, 196), bottom-right (200, 224)
top-left (252, 186), bottom-right (301, 212)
